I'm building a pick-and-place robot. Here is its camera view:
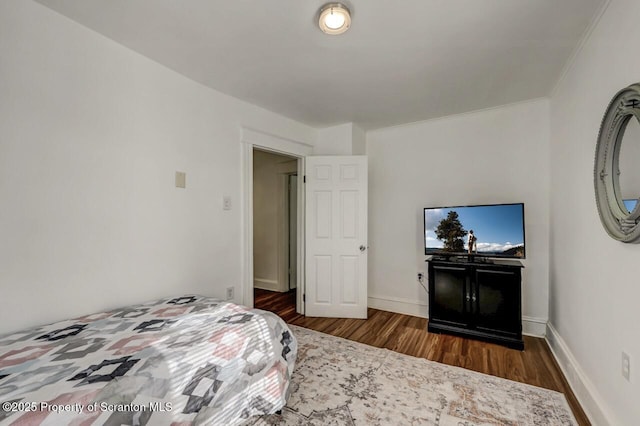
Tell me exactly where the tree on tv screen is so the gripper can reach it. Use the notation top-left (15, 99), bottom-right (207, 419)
top-left (435, 211), bottom-right (467, 252)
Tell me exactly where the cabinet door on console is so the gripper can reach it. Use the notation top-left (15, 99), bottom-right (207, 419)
top-left (473, 268), bottom-right (521, 336)
top-left (431, 265), bottom-right (470, 327)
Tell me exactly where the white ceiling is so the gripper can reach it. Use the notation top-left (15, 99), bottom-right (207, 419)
top-left (36, 0), bottom-right (605, 130)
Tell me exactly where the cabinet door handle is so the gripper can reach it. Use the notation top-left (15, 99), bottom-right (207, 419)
top-left (471, 293), bottom-right (476, 302)
top-left (466, 293), bottom-right (470, 302)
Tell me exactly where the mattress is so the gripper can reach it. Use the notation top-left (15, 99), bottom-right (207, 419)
top-left (0, 295), bottom-right (297, 425)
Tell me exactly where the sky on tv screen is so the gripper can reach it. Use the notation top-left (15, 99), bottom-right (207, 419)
top-left (425, 204), bottom-right (524, 255)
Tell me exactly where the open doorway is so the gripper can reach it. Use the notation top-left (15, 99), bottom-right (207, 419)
top-left (252, 148), bottom-right (300, 320)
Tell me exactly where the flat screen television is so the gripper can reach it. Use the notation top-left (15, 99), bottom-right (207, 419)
top-left (424, 203), bottom-right (525, 259)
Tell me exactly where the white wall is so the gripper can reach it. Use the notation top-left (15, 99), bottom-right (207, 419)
top-left (0, 1), bottom-right (316, 335)
top-left (252, 150), bottom-right (296, 292)
top-left (315, 122), bottom-right (367, 155)
top-left (352, 124), bottom-right (367, 155)
top-left (315, 123), bottom-right (354, 155)
top-left (549, 0), bottom-right (640, 423)
top-left (366, 99), bottom-right (550, 334)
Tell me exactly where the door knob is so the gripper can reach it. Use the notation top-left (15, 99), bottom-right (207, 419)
top-left (359, 245), bottom-right (367, 252)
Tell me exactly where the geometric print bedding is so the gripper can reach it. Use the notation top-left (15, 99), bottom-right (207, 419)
top-left (0, 295), bottom-right (297, 425)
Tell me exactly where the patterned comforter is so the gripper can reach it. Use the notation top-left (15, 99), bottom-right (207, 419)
top-left (0, 295), bottom-right (297, 425)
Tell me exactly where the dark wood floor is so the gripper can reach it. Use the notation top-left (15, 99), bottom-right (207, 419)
top-left (254, 288), bottom-right (589, 425)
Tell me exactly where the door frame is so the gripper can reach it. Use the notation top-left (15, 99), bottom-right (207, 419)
top-left (284, 172), bottom-right (298, 292)
top-left (240, 126), bottom-right (312, 314)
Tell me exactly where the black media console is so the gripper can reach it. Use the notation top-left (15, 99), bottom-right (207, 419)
top-left (426, 256), bottom-right (524, 350)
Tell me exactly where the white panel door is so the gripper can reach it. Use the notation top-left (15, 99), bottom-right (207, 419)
top-left (305, 156), bottom-right (367, 318)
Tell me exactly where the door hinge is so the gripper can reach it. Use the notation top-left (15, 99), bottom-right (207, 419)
top-left (303, 175), bottom-right (306, 183)
top-left (303, 294), bottom-right (305, 302)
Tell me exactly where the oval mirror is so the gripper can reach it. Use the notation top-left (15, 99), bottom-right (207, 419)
top-left (617, 116), bottom-right (640, 214)
top-left (594, 83), bottom-right (640, 243)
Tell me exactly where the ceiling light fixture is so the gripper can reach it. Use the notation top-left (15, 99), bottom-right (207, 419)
top-left (318, 3), bottom-right (351, 35)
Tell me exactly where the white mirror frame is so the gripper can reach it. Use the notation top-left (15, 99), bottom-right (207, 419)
top-left (594, 83), bottom-right (640, 243)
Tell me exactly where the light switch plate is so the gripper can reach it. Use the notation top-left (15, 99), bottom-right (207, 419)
top-left (175, 171), bottom-right (186, 188)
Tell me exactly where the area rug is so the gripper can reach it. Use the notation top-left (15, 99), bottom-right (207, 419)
top-left (248, 325), bottom-right (577, 425)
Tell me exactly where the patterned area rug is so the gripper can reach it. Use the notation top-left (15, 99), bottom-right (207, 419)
top-left (249, 325), bottom-right (577, 425)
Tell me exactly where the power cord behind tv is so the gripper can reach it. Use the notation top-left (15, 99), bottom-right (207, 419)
top-left (417, 273), bottom-right (428, 294)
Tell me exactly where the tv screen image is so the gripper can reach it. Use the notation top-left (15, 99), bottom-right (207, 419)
top-left (424, 203), bottom-right (525, 258)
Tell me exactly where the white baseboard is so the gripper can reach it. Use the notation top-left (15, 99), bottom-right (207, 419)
top-left (522, 316), bottom-right (547, 337)
top-left (253, 278), bottom-right (282, 292)
top-left (367, 295), bottom-right (428, 318)
top-left (545, 323), bottom-right (612, 426)
top-left (367, 296), bottom-right (547, 338)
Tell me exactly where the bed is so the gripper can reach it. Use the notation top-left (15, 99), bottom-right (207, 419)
top-left (0, 295), bottom-right (297, 425)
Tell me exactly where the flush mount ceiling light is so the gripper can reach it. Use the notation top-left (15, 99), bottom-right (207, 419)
top-left (318, 3), bottom-right (351, 35)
